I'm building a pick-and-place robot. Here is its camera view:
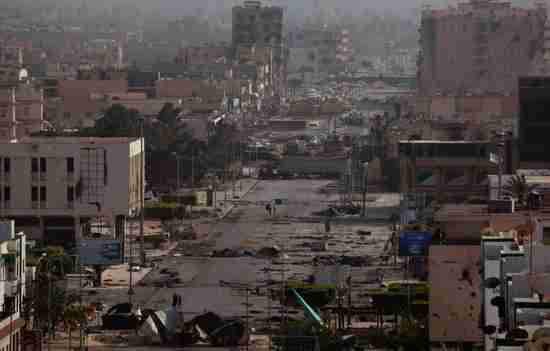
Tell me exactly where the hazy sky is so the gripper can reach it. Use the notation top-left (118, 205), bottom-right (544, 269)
top-left (8, 0), bottom-right (542, 19)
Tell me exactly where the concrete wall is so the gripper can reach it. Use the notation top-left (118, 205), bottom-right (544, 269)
top-left (429, 245), bottom-right (483, 343)
top-left (57, 79), bottom-right (128, 125)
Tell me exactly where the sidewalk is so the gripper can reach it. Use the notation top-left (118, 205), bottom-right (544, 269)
top-left (100, 241), bottom-right (178, 287)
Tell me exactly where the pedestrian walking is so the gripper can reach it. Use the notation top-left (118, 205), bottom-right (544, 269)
top-left (265, 203), bottom-right (272, 216)
top-left (272, 204), bottom-right (277, 215)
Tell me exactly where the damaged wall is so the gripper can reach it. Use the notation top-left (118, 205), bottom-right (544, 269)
top-left (429, 245), bottom-right (482, 343)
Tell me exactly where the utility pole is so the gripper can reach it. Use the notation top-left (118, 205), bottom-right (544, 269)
top-left (43, 253), bottom-right (51, 351)
top-left (139, 118), bottom-right (146, 266)
top-left (128, 216), bottom-right (134, 306)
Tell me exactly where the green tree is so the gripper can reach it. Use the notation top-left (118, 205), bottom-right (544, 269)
top-left (503, 174), bottom-right (537, 207)
top-left (91, 104), bottom-right (140, 137)
top-left (30, 246), bottom-right (75, 336)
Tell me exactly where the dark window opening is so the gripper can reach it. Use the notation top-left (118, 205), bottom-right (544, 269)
top-left (40, 186), bottom-right (46, 202)
top-left (31, 158), bottom-right (38, 173)
top-left (3, 158), bottom-right (9, 173)
top-left (4, 187), bottom-right (9, 202)
top-left (31, 186), bottom-right (38, 202)
top-left (40, 158), bottom-right (46, 173)
top-left (66, 157), bottom-right (74, 173)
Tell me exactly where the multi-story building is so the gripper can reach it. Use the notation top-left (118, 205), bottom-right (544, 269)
top-left (399, 140), bottom-right (497, 202)
top-left (0, 83), bottom-right (44, 141)
top-left (232, 0), bottom-right (286, 99)
top-left (0, 137), bottom-right (144, 250)
top-left (0, 220), bottom-right (26, 351)
top-left (418, 0), bottom-right (547, 96)
top-left (232, 1), bottom-right (284, 53)
top-left (518, 76), bottom-right (550, 169)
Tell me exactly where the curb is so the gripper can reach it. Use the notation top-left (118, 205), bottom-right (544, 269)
top-left (219, 180), bottom-right (260, 219)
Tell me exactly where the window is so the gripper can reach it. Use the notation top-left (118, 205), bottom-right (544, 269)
top-left (40, 157), bottom-right (46, 173)
top-left (40, 186), bottom-right (47, 202)
top-left (67, 186), bottom-right (74, 202)
top-left (23, 106), bottom-right (30, 116)
top-left (0, 108), bottom-right (6, 118)
top-left (4, 187), bottom-right (9, 202)
top-left (31, 186), bottom-right (38, 202)
top-left (3, 158), bottom-right (9, 173)
top-left (31, 158), bottom-right (38, 173)
top-left (66, 157), bottom-right (74, 173)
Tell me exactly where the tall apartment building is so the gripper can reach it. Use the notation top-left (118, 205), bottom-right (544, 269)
top-left (232, 1), bottom-right (284, 53)
top-left (418, 0), bottom-right (547, 96)
top-left (0, 137), bottom-right (144, 250)
top-left (0, 83), bottom-right (44, 141)
top-left (232, 1), bottom-right (286, 100)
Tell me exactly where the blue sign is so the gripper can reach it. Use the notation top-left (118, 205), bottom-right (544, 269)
top-left (398, 231), bottom-right (432, 256)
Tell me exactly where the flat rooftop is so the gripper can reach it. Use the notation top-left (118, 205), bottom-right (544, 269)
top-left (398, 140), bottom-right (492, 144)
top-left (13, 137), bottom-right (140, 144)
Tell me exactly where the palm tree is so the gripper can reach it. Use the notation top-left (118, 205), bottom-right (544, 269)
top-left (503, 174), bottom-right (537, 207)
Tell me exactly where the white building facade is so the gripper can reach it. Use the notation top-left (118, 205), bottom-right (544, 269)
top-left (0, 137), bottom-right (144, 249)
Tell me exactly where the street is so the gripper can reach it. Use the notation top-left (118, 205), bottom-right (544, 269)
top-left (79, 179), bottom-right (401, 348)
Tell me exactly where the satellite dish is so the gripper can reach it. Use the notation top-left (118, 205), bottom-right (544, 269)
top-left (483, 277), bottom-right (501, 289)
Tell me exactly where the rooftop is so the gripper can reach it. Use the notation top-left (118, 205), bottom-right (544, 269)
top-left (14, 137), bottom-right (140, 145)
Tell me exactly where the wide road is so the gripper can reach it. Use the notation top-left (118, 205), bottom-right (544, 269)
top-left (143, 179), bottom-right (398, 324)
top-left (83, 179), bottom-right (399, 332)
top-left (144, 180), bottom-right (341, 319)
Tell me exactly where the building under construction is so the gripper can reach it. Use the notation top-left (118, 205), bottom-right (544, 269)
top-left (417, 0), bottom-right (547, 96)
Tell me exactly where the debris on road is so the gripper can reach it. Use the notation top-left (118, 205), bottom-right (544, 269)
top-left (313, 255), bottom-right (371, 267)
top-left (256, 245), bottom-right (281, 258)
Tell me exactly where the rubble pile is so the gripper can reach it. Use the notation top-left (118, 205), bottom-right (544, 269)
top-left (313, 255), bottom-right (372, 267)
